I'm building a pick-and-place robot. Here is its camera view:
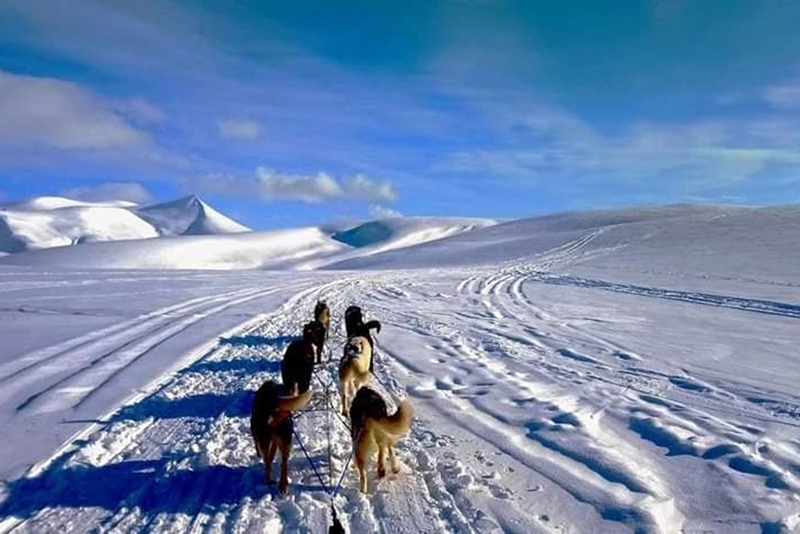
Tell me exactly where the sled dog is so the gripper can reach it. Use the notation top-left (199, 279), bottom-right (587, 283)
top-left (349, 387), bottom-right (413, 493)
top-left (344, 305), bottom-right (381, 371)
top-left (281, 331), bottom-right (316, 396)
top-left (303, 320), bottom-right (326, 363)
top-left (338, 335), bottom-right (372, 416)
top-left (250, 381), bottom-right (312, 495)
top-left (314, 300), bottom-right (331, 341)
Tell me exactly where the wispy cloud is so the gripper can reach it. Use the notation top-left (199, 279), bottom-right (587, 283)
top-left (186, 167), bottom-right (396, 204)
top-left (763, 80), bottom-right (800, 109)
top-left (0, 70), bottom-right (150, 150)
top-left (434, 100), bottom-right (800, 197)
top-left (62, 182), bottom-right (153, 204)
top-left (218, 119), bottom-right (261, 141)
top-left (369, 204), bottom-right (403, 219)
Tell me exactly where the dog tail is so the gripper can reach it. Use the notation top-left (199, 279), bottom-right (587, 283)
top-left (372, 399), bottom-right (413, 436)
top-left (365, 320), bottom-right (381, 333)
top-left (278, 388), bottom-right (313, 413)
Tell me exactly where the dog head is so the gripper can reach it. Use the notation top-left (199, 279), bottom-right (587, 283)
top-left (314, 301), bottom-right (330, 322)
top-left (344, 336), bottom-right (367, 358)
top-left (345, 305), bottom-right (363, 323)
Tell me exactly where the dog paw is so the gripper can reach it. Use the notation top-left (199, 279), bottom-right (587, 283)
top-left (279, 480), bottom-right (289, 496)
top-left (392, 466), bottom-right (400, 474)
top-left (378, 466), bottom-right (387, 478)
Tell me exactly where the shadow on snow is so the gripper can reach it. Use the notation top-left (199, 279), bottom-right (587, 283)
top-left (0, 334), bottom-right (322, 522)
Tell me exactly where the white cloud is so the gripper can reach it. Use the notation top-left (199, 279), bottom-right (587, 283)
top-left (344, 174), bottom-right (397, 202)
top-left (435, 104), bottom-right (800, 191)
top-left (369, 204), bottom-right (403, 219)
top-left (256, 168), bottom-right (342, 202)
top-left (763, 82), bottom-right (800, 109)
top-left (0, 70), bottom-right (150, 150)
top-left (218, 119), bottom-right (261, 140)
top-left (62, 182), bottom-right (154, 204)
top-left (187, 167), bottom-right (397, 204)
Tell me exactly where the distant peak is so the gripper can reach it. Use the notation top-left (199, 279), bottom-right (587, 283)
top-left (177, 194), bottom-right (203, 206)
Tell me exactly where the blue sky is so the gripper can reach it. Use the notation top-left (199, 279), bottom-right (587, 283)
top-left (1, 1), bottom-right (800, 229)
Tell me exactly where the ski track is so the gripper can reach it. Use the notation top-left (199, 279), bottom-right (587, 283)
top-left (2, 231), bottom-right (800, 532)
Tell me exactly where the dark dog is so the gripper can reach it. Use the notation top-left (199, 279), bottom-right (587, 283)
top-left (303, 320), bottom-right (326, 363)
top-left (281, 334), bottom-right (316, 396)
top-left (350, 386), bottom-right (413, 493)
top-left (345, 306), bottom-right (381, 371)
top-left (314, 300), bottom-right (331, 339)
top-left (250, 380), bottom-right (312, 495)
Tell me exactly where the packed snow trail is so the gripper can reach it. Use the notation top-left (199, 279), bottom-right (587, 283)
top-left (2, 253), bottom-right (800, 531)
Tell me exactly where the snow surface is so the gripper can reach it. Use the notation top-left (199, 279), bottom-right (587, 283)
top-left (1, 204), bottom-right (799, 533)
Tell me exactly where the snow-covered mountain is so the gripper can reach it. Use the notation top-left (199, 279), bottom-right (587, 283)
top-left (134, 195), bottom-right (250, 236)
top-left (0, 215), bottom-right (497, 270)
top-left (0, 195), bottom-right (251, 254)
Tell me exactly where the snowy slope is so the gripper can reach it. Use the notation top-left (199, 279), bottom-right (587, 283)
top-left (0, 227), bottom-right (348, 270)
top-left (333, 217), bottom-right (495, 253)
top-left (328, 205), bottom-right (800, 281)
top-left (0, 216), bottom-right (495, 270)
top-left (0, 202), bottom-right (159, 253)
top-left (1, 204), bottom-right (799, 533)
top-left (3, 197), bottom-right (138, 210)
top-left (0, 195), bottom-right (251, 254)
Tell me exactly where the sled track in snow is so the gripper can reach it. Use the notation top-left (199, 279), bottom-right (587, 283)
top-left (2, 285), bottom-right (289, 414)
top-left (0, 275), bottom-right (487, 533)
top-left (526, 273), bottom-right (800, 320)
top-left (2, 242), bottom-right (800, 532)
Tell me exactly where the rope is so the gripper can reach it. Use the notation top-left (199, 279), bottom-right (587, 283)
top-left (291, 425), bottom-right (330, 494)
top-left (287, 305), bottom-right (390, 531)
top-left (333, 428), bottom-right (361, 498)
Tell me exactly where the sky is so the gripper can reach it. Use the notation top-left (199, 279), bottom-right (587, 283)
top-left (1, 0), bottom-right (800, 229)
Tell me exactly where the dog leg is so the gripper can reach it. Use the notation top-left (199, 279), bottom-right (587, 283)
top-left (356, 449), bottom-right (368, 493)
top-left (278, 439), bottom-right (290, 496)
top-left (377, 443), bottom-right (387, 478)
top-left (341, 381), bottom-right (349, 416)
top-left (389, 442), bottom-right (400, 474)
top-left (265, 440), bottom-right (277, 484)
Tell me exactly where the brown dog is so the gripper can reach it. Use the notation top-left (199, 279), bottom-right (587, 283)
top-left (250, 380), bottom-right (312, 495)
top-left (349, 386), bottom-right (413, 493)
